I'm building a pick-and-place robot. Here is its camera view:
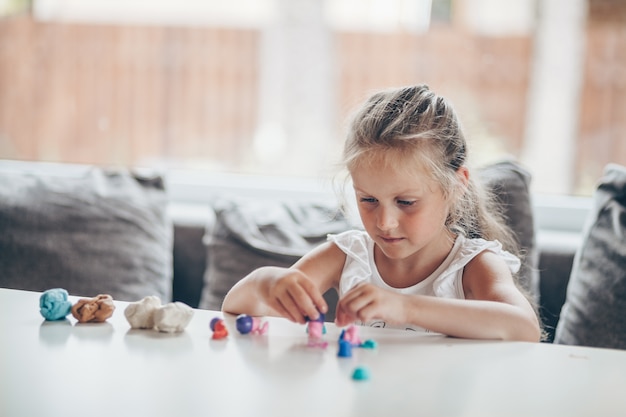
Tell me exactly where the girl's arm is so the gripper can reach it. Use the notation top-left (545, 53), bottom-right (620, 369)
top-left (221, 241), bottom-right (346, 324)
top-left (336, 250), bottom-right (541, 342)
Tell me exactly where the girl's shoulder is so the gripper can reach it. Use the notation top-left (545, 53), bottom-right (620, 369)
top-left (454, 236), bottom-right (521, 274)
top-left (432, 236), bottom-right (521, 299)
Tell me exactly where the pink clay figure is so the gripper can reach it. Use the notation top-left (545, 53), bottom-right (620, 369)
top-left (308, 321), bottom-right (324, 339)
top-left (251, 317), bottom-right (269, 335)
top-left (306, 313), bottom-right (328, 348)
top-left (343, 324), bottom-right (362, 347)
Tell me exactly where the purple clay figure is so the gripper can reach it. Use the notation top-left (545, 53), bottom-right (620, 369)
top-left (236, 314), bottom-right (268, 335)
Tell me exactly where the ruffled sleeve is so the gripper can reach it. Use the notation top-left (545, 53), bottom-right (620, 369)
top-left (432, 237), bottom-right (521, 299)
top-left (327, 230), bottom-right (371, 296)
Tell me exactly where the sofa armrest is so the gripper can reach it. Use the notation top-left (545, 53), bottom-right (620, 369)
top-left (170, 204), bottom-right (214, 308)
top-left (537, 231), bottom-right (580, 342)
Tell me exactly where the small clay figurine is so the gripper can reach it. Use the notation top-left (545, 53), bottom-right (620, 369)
top-left (235, 314), bottom-right (268, 335)
top-left (211, 318), bottom-right (229, 339)
top-left (339, 324), bottom-right (377, 349)
top-left (341, 324), bottom-right (362, 347)
top-left (337, 339), bottom-right (353, 358)
top-left (306, 313), bottom-right (328, 348)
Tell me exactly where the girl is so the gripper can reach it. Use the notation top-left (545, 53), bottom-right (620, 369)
top-left (222, 85), bottom-right (541, 342)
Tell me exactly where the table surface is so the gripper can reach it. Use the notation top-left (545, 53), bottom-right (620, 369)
top-left (2, 288), bottom-right (626, 417)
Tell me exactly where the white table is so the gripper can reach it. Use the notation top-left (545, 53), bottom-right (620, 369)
top-left (1, 288), bottom-right (625, 417)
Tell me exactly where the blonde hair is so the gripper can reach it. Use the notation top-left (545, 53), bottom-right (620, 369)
top-left (343, 85), bottom-right (520, 256)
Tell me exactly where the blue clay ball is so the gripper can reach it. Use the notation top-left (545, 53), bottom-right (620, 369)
top-left (39, 288), bottom-right (72, 321)
top-left (236, 314), bottom-right (253, 334)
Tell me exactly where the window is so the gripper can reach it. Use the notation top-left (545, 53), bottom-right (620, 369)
top-left (0, 0), bottom-right (624, 199)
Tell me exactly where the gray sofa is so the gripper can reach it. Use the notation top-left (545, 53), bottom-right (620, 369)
top-left (170, 200), bottom-right (576, 343)
top-left (2, 159), bottom-right (624, 348)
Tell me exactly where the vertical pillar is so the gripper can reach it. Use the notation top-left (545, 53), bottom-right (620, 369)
top-left (254, 0), bottom-right (336, 175)
top-left (521, 0), bottom-right (588, 194)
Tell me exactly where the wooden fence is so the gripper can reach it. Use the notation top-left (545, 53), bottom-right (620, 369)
top-left (0, 17), bottom-right (259, 167)
top-left (0, 14), bottom-right (624, 193)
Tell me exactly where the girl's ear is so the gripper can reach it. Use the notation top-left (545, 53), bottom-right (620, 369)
top-left (456, 166), bottom-right (470, 190)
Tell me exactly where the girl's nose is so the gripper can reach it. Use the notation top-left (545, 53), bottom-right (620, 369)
top-left (376, 206), bottom-right (398, 231)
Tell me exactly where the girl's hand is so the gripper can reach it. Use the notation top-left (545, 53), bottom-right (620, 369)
top-left (335, 283), bottom-right (406, 327)
top-left (260, 268), bottom-right (328, 324)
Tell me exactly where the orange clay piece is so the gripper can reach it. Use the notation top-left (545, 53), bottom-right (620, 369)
top-left (212, 319), bottom-right (229, 339)
top-left (71, 294), bottom-right (116, 323)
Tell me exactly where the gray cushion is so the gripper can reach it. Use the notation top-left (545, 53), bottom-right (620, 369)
top-left (478, 160), bottom-right (539, 302)
top-left (198, 198), bottom-right (352, 316)
top-left (0, 161), bottom-right (173, 302)
top-left (554, 163), bottom-right (626, 349)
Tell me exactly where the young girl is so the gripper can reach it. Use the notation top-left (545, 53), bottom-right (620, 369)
top-left (222, 85), bottom-right (541, 342)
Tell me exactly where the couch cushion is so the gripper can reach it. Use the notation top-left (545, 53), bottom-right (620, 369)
top-left (198, 198), bottom-right (352, 316)
top-left (554, 163), bottom-right (626, 349)
top-left (0, 161), bottom-right (173, 302)
top-left (478, 160), bottom-right (539, 301)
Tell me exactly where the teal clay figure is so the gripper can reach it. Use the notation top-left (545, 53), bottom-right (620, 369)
top-left (360, 339), bottom-right (378, 349)
top-left (39, 288), bottom-right (72, 321)
top-left (352, 366), bottom-right (371, 381)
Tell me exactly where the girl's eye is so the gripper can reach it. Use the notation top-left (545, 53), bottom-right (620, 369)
top-left (359, 197), bottom-right (377, 204)
top-left (397, 199), bottom-right (415, 206)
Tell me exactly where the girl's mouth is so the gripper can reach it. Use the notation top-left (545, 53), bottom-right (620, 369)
top-left (380, 236), bottom-right (403, 244)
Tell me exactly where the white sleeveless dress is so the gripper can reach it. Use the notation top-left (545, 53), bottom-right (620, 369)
top-left (328, 230), bottom-right (520, 331)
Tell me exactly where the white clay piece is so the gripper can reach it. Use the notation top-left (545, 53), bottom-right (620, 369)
top-left (153, 302), bottom-right (194, 333)
top-left (124, 296), bottom-right (162, 329)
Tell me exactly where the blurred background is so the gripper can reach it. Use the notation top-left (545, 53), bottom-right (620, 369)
top-left (0, 0), bottom-right (624, 197)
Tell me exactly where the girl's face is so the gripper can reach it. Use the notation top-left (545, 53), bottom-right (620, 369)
top-left (350, 158), bottom-right (454, 263)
